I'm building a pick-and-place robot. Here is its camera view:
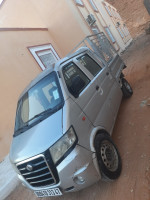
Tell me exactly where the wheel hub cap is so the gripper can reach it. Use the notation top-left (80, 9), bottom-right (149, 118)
top-left (100, 140), bottom-right (119, 172)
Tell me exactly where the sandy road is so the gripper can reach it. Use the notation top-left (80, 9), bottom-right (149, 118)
top-left (6, 34), bottom-right (150, 200)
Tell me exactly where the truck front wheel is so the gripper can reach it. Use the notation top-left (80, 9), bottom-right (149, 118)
top-left (94, 133), bottom-right (122, 180)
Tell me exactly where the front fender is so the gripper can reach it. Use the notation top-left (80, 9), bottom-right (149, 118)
top-left (89, 126), bottom-right (109, 152)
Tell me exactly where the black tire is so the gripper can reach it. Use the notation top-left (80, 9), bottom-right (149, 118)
top-left (94, 132), bottom-right (122, 180)
top-left (121, 78), bottom-right (133, 98)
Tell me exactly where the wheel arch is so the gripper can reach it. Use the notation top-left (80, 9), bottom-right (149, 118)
top-left (90, 127), bottom-right (110, 152)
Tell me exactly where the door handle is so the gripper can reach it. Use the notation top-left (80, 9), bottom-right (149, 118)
top-left (99, 87), bottom-right (103, 95)
top-left (96, 85), bottom-right (103, 95)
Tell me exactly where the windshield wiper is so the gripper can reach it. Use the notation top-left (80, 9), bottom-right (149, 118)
top-left (15, 124), bottom-right (29, 134)
top-left (27, 108), bottom-right (54, 124)
top-left (27, 104), bottom-right (64, 124)
top-left (14, 104), bottom-right (63, 137)
top-left (14, 109), bottom-right (53, 136)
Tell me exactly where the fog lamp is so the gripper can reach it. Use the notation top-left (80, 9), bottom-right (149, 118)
top-left (73, 176), bottom-right (85, 185)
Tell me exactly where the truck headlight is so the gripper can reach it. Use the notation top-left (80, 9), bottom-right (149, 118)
top-left (49, 126), bottom-right (77, 164)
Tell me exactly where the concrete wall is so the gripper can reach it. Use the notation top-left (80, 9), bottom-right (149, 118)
top-left (0, 155), bottom-right (19, 200)
top-left (0, 30), bottom-right (61, 161)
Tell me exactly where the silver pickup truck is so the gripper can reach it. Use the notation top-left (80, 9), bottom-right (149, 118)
top-left (10, 33), bottom-right (133, 198)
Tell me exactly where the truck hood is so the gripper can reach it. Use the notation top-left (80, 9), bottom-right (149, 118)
top-left (10, 109), bottom-right (63, 164)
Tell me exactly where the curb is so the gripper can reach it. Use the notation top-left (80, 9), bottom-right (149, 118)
top-left (0, 155), bottom-right (20, 200)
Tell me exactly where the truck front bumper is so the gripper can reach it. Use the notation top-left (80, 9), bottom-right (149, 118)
top-left (18, 145), bottom-right (100, 194)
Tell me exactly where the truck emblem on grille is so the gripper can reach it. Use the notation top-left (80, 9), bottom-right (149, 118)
top-left (26, 164), bottom-right (33, 171)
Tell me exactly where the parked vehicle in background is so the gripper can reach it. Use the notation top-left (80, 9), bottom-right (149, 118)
top-left (9, 33), bottom-right (133, 198)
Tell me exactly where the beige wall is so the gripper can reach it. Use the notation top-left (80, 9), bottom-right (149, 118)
top-left (0, 30), bottom-right (61, 161)
top-left (0, 0), bottom-right (132, 54)
top-left (0, 0), bottom-right (45, 28)
top-left (30, 0), bottom-right (89, 56)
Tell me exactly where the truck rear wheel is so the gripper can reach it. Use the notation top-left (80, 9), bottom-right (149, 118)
top-left (94, 133), bottom-right (122, 180)
top-left (121, 78), bottom-right (133, 98)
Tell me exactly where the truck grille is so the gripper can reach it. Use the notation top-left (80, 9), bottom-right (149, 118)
top-left (17, 155), bottom-right (56, 187)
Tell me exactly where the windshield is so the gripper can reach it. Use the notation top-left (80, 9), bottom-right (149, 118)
top-left (14, 72), bottom-right (63, 135)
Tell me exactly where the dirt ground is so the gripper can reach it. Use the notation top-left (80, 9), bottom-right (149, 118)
top-left (6, 34), bottom-right (150, 200)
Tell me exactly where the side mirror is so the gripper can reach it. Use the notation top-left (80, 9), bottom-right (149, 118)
top-left (69, 75), bottom-right (85, 98)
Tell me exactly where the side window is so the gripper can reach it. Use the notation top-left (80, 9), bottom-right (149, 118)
top-left (62, 62), bottom-right (90, 98)
top-left (77, 54), bottom-right (102, 76)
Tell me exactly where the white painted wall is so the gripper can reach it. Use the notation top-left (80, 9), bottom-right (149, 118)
top-left (0, 155), bottom-right (20, 200)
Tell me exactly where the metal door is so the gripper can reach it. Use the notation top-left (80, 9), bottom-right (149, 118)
top-left (74, 53), bottom-right (116, 133)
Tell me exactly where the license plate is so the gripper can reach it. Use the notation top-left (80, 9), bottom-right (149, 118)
top-left (34, 188), bottom-right (62, 197)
